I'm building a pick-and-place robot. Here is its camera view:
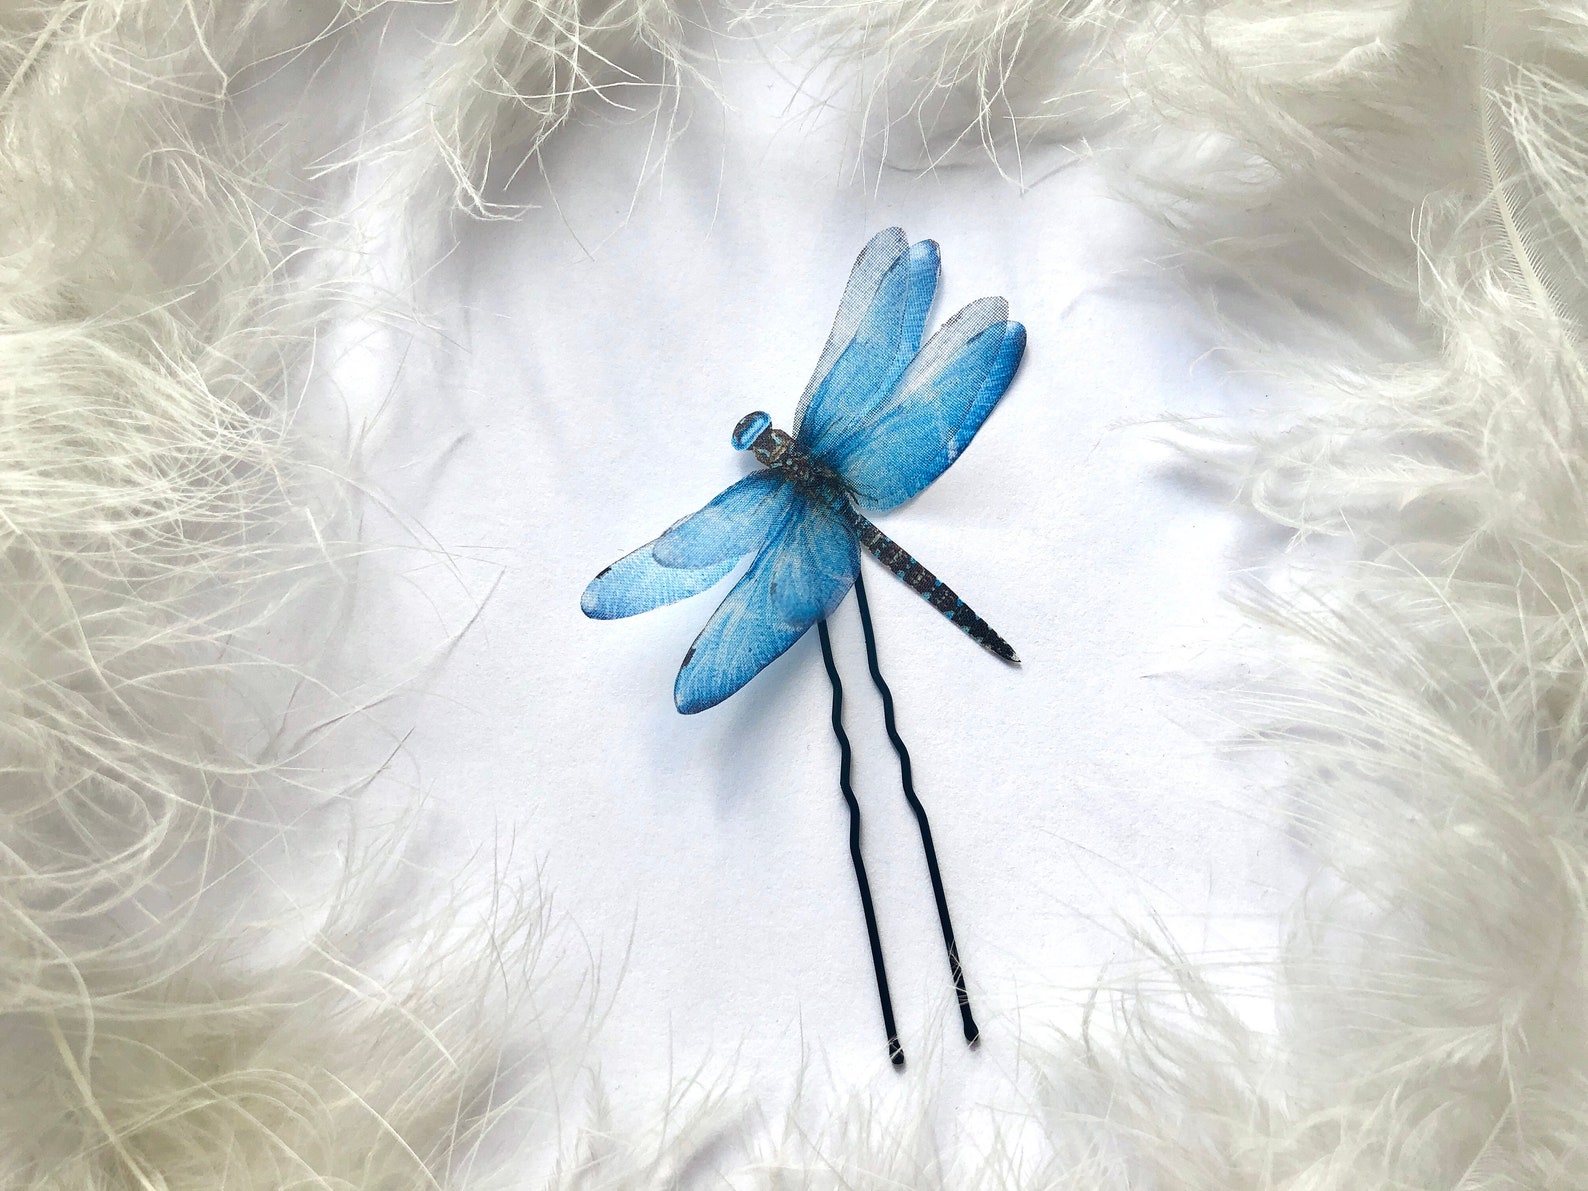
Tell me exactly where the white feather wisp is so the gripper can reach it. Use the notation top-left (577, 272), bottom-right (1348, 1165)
top-left (6, 0), bottom-right (1588, 1187)
top-left (1006, 2), bottom-right (1588, 1185)
top-left (0, 1), bottom-right (655, 1185)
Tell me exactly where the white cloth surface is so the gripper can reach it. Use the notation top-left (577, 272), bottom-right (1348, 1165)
top-left (326, 37), bottom-right (1305, 1120)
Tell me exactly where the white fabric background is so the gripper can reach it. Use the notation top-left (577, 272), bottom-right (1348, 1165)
top-left (320, 28), bottom-right (1306, 1123)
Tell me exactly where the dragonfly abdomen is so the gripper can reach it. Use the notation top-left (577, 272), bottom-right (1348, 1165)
top-left (845, 509), bottom-right (1019, 664)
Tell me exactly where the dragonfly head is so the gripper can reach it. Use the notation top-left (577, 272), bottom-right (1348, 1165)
top-left (731, 411), bottom-right (771, 451)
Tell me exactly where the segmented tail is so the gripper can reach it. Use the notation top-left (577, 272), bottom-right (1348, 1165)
top-left (846, 509), bottom-right (1019, 664)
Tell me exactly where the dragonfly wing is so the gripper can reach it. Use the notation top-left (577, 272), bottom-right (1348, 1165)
top-left (814, 297), bottom-right (1025, 513)
top-left (581, 474), bottom-right (794, 619)
top-left (652, 471), bottom-right (790, 568)
top-left (580, 544), bottom-right (736, 620)
top-left (794, 229), bottom-right (940, 448)
top-left (674, 492), bottom-right (859, 714)
top-left (792, 228), bottom-right (906, 434)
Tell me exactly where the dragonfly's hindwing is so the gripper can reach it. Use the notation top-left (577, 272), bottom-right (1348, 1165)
top-left (674, 491), bottom-right (860, 713)
top-left (847, 509), bottom-right (1018, 663)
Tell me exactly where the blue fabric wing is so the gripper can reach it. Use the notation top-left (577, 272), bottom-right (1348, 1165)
top-left (813, 297), bottom-right (1025, 513)
top-left (580, 545), bottom-right (736, 620)
top-left (652, 472), bottom-right (788, 568)
top-left (674, 492), bottom-right (859, 714)
top-left (581, 473), bottom-right (794, 619)
top-left (793, 229), bottom-right (940, 448)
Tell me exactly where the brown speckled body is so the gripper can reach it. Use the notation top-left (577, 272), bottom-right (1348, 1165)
top-left (749, 425), bottom-right (1019, 664)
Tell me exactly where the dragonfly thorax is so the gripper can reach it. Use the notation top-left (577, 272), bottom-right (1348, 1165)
top-left (748, 425), bottom-right (794, 468)
top-left (733, 411), bottom-right (845, 495)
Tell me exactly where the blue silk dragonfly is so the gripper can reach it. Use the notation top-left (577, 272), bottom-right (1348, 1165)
top-left (582, 227), bottom-right (1024, 706)
top-left (582, 227), bottom-right (1025, 1064)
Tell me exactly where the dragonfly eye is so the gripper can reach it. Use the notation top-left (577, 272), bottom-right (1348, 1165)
top-left (732, 411), bottom-right (771, 451)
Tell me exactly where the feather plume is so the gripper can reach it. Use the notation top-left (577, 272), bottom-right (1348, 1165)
top-left (743, 0), bottom-right (1132, 176)
top-left (0, 2), bottom-right (608, 1183)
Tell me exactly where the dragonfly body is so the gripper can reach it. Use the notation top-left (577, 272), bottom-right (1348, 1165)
top-left (847, 509), bottom-right (1017, 663)
top-left (583, 227), bottom-right (1025, 714)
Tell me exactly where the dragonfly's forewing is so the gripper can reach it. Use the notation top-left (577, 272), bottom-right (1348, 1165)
top-left (581, 544), bottom-right (736, 620)
top-left (794, 229), bottom-right (939, 449)
top-left (653, 472), bottom-right (789, 568)
top-left (815, 297), bottom-right (1025, 513)
top-left (582, 473), bottom-right (793, 619)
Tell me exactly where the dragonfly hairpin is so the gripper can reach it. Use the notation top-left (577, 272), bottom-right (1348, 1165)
top-left (583, 227), bottom-right (1025, 1065)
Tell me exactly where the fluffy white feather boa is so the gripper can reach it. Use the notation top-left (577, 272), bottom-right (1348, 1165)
top-left (2, 0), bottom-right (1582, 1184)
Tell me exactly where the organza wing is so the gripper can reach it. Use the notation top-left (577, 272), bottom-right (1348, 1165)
top-left (793, 230), bottom-right (940, 447)
top-left (792, 228), bottom-right (906, 434)
top-left (581, 473), bottom-right (794, 619)
top-left (651, 471), bottom-right (790, 568)
top-left (580, 545), bottom-right (737, 620)
top-left (673, 493), bottom-right (859, 714)
top-left (813, 297), bottom-right (1025, 513)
